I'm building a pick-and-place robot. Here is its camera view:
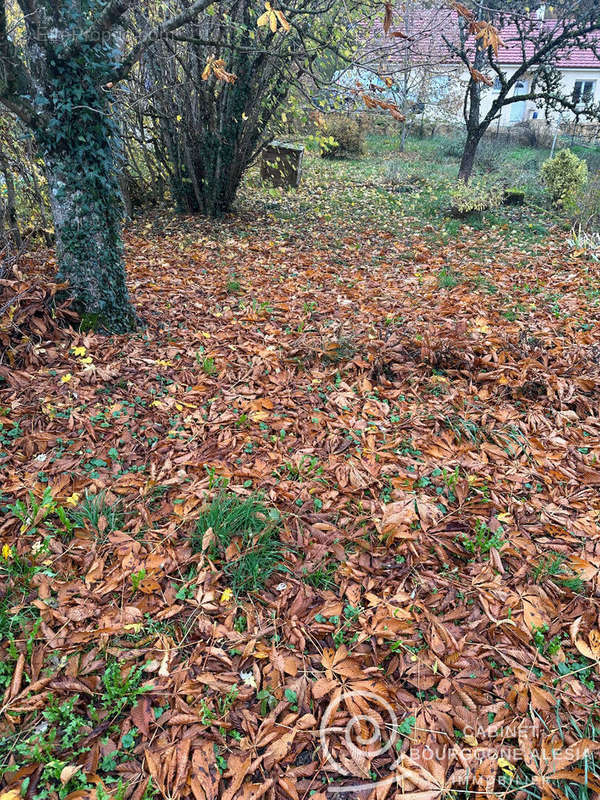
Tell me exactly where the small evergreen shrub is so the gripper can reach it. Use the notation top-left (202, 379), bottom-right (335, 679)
top-left (450, 180), bottom-right (502, 217)
top-left (541, 148), bottom-right (588, 208)
top-left (318, 115), bottom-right (365, 158)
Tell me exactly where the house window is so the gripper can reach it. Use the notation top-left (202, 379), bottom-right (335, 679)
top-left (430, 75), bottom-right (450, 99)
top-left (573, 80), bottom-right (595, 105)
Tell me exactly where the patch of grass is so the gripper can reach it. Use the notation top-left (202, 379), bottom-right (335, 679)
top-left (68, 489), bottom-right (124, 540)
top-left (499, 708), bottom-right (600, 799)
top-left (437, 266), bottom-right (462, 289)
top-left (443, 414), bottom-right (482, 444)
top-left (533, 552), bottom-right (585, 594)
top-left (301, 560), bottom-right (338, 590)
top-left (192, 493), bottom-right (289, 597)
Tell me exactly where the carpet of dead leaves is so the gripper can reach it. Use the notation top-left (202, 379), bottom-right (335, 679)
top-left (1, 203), bottom-right (600, 800)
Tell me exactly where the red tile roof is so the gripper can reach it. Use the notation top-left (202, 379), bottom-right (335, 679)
top-left (499, 21), bottom-right (600, 68)
top-left (369, 8), bottom-right (600, 72)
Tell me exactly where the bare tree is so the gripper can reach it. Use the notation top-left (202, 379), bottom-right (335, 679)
top-left (122, 0), bottom-right (379, 217)
top-left (441, 1), bottom-right (600, 182)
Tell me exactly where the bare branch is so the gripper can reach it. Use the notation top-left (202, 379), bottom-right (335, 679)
top-left (111, 0), bottom-right (218, 82)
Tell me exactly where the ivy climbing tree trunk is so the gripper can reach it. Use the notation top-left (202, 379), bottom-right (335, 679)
top-left (43, 145), bottom-right (134, 333)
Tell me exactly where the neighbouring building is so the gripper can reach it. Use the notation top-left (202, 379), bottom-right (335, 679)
top-left (338, 6), bottom-right (600, 130)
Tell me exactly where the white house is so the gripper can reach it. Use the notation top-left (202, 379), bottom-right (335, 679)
top-left (356, 7), bottom-right (600, 128)
top-left (481, 24), bottom-right (600, 126)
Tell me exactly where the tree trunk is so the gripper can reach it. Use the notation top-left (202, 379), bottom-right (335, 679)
top-left (43, 143), bottom-right (136, 333)
top-left (0, 148), bottom-right (22, 249)
top-left (458, 128), bottom-right (481, 182)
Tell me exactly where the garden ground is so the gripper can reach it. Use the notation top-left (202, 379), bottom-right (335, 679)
top-left (1, 135), bottom-right (600, 800)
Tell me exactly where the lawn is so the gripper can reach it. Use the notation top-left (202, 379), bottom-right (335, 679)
top-left (1, 135), bottom-right (600, 800)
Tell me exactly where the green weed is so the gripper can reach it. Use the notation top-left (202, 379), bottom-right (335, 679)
top-left (68, 490), bottom-right (124, 540)
top-left (437, 266), bottom-right (462, 289)
top-left (301, 561), bottom-right (338, 590)
top-left (460, 519), bottom-right (505, 557)
top-left (533, 553), bottom-right (585, 594)
top-left (200, 356), bottom-right (217, 375)
top-left (102, 661), bottom-right (151, 715)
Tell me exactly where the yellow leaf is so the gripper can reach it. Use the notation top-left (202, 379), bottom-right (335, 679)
top-left (220, 588), bottom-right (233, 604)
top-left (497, 757), bottom-right (516, 777)
top-left (0, 790), bottom-right (22, 800)
top-left (66, 493), bottom-right (80, 507)
top-left (72, 346), bottom-right (86, 356)
top-left (123, 623), bottom-right (143, 633)
top-left (474, 317), bottom-right (491, 333)
top-left (2, 544), bottom-right (12, 559)
top-left (257, 1), bottom-right (272, 27)
top-left (61, 373), bottom-right (72, 383)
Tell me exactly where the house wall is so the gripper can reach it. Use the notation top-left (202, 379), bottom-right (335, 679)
top-left (350, 61), bottom-right (600, 129)
top-left (480, 66), bottom-right (600, 126)
top-left (415, 64), bottom-right (600, 127)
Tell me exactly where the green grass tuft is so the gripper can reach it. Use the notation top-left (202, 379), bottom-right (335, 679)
top-left (192, 493), bottom-right (289, 598)
top-left (69, 489), bottom-right (124, 541)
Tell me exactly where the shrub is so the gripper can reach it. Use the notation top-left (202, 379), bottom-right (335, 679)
top-left (475, 138), bottom-right (509, 173)
top-left (541, 148), bottom-right (588, 208)
top-left (385, 160), bottom-right (405, 185)
top-left (318, 114), bottom-right (365, 158)
top-left (441, 136), bottom-right (466, 159)
top-left (572, 173), bottom-right (600, 231)
top-left (450, 179), bottom-right (502, 216)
